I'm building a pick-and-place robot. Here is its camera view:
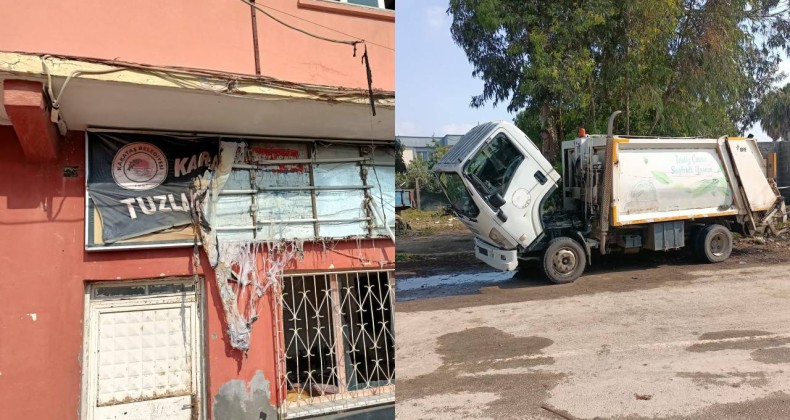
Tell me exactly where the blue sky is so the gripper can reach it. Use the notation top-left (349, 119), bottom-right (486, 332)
top-left (396, 1), bottom-right (788, 141)
top-left (395, 1), bottom-right (512, 137)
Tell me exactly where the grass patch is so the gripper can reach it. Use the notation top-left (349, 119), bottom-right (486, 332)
top-left (398, 208), bottom-right (468, 237)
top-left (395, 253), bottom-right (423, 262)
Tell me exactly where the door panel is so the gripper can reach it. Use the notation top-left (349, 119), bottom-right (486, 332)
top-left (96, 308), bottom-right (192, 406)
top-left (95, 396), bottom-right (192, 420)
top-left (84, 282), bottom-right (201, 420)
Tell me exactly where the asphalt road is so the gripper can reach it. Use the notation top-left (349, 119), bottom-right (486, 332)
top-left (394, 233), bottom-right (790, 419)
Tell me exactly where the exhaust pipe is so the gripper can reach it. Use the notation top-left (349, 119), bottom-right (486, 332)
top-left (599, 110), bottom-right (622, 254)
top-left (607, 110), bottom-right (622, 138)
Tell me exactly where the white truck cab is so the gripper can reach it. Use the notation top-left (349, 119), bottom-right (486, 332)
top-left (432, 121), bottom-right (561, 271)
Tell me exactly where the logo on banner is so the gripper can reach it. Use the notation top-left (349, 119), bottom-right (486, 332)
top-left (112, 142), bottom-right (168, 191)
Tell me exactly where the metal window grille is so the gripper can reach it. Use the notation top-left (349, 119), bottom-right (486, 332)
top-left (276, 270), bottom-right (395, 418)
top-left (215, 142), bottom-right (395, 241)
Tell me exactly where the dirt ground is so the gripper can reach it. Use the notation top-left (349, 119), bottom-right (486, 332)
top-left (394, 231), bottom-right (790, 419)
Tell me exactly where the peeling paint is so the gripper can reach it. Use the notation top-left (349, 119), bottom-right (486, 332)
top-left (26, 313), bottom-right (37, 321)
top-left (212, 371), bottom-right (276, 420)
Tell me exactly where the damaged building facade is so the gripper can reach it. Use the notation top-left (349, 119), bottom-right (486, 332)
top-left (0, 1), bottom-right (394, 419)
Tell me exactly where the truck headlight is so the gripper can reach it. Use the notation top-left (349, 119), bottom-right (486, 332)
top-left (489, 227), bottom-right (509, 248)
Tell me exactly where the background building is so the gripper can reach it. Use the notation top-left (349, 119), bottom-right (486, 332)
top-left (397, 134), bottom-right (462, 164)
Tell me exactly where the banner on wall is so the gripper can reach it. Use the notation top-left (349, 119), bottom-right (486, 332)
top-left (87, 132), bottom-right (220, 243)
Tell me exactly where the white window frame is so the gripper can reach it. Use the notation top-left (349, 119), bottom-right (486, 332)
top-left (329, 0), bottom-right (390, 10)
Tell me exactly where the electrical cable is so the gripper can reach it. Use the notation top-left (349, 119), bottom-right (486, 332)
top-left (243, 0), bottom-right (395, 52)
top-left (237, 0), bottom-right (361, 48)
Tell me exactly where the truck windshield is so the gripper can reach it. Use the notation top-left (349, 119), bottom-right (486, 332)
top-left (438, 172), bottom-right (479, 219)
top-left (464, 133), bottom-right (525, 199)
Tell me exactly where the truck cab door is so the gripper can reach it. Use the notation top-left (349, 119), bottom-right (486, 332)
top-left (464, 125), bottom-right (559, 249)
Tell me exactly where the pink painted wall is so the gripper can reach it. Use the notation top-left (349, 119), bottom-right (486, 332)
top-left (0, 0), bottom-right (394, 92)
top-left (0, 126), bottom-right (394, 419)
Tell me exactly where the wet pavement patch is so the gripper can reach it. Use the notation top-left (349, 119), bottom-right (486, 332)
top-left (396, 327), bottom-right (563, 418)
top-left (396, 271), bottom-right (516, 301)
top-left (677, 371), bottom-right (768, 389)
top-left (437, 327), bottom-right (554, 369)
top-left (698, 330), bottom-right (773, 340)
top-left (752, 347), bottom-right (790, 364)
top-left (667, 391), bottom-right (790, 419)
top-left (686, 330), bottom-right (790, 352)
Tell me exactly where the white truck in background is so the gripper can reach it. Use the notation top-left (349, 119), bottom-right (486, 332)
top-left (433, 111), bottom-right (786, 284)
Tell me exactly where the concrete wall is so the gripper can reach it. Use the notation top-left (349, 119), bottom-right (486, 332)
top-left (0, 0), bottom-right (394, 92)
top-left (758, 142), bottom-right (790, 190)
top-left (0, 126), bottom-right (394, 419)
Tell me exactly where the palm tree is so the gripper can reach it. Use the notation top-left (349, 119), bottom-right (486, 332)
top-left (758, 84), bottom-right (790, 142)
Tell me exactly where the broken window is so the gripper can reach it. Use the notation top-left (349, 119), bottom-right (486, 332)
top-left (199, 140), bottom-right (395, 354)
top-left (213, 141), bottom-right (395, 241)
top-left (281, 270), bottom-right (394, 417)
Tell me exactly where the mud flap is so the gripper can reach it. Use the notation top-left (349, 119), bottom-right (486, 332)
top-left (574, 231), bottom-right (592, 266)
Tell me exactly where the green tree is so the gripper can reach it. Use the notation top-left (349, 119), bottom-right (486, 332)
top-left (428, 139), bottom-right (450, 167)
top-left (395, 139), bottom-right (407, 173)
top-left (758, 83), bottom-right (790, 141)
top-left (448, 0), bottom-right (790, 162)
top-left (396, 156), bottom-right (442, 193)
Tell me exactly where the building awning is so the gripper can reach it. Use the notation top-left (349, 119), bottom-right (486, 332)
top-left (0, 51), bottom-right (394, 141)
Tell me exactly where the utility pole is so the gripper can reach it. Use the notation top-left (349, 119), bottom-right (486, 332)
top-left (250, 0), bottom-right (261, 75)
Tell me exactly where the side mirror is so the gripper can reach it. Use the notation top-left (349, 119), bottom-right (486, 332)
top-left (488, 193), bottom-right (506, 209)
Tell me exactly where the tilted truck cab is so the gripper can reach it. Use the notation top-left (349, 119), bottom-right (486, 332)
top-left (433, 112), bottom-right (786, 283)
top-left (432, 121), bottom-right (561, 271)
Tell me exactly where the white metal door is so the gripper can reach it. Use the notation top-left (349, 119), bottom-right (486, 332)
top-left (82, 280), bottom-right (202, 420)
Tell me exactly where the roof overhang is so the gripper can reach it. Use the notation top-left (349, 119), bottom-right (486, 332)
top-left (0, 52), bottom-right (394, 141)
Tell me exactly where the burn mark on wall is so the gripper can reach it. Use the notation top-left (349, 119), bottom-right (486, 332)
top-left (212, 370), bottom-right (276, 420)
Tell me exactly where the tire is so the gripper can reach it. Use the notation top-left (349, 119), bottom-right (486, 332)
top-left (695, 224), bottom-right (732, 263)
top-left (542, 237), bottom-right (587, 284)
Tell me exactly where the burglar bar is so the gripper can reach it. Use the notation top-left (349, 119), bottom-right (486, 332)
top-left (214, 217), bottom-right (370, 230)
top-left (220, 186), bottom-right (372, 195)
top-left (233, 157), bottom-right (368, 168)
top-left (280, 271), bottom-right (395, 417)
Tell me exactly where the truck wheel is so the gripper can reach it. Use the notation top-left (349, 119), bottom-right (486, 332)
top-left (695, 224), bottom-right (732, 263)
top-left (543, 237), bottom-right (586, 284)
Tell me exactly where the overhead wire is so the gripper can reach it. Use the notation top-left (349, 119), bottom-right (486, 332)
top-left (237, 0), bottom-right (362, 48)
top-left (239, 0), bottom-right (395, 52)
top-left (236, 0), bottom-right (382, 115)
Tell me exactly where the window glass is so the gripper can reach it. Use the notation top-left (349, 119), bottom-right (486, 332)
top-left (213, 141), bottom-right (394, 241)
top-left (250, 143), bottom-right (314, 240)
top-left (464, 133), bottom-right (525, 199)
top-left (314, 146), bottom-right (367, 238)
top-left (346, 0), bottom-right (381, 8)
top-left (438, 172), bottom-right (479, 219)
top-left (95, 285), bottom-right (147, 298)
top-left (366, 147), bottom-right (396, 235)
top-left (148, 283), bottom-right (194, 295)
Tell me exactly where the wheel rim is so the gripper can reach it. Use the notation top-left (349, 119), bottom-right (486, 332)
top-left (709, 232), bottom-right (728, 256)
top-left (552, 248), bottom-right (577, 274)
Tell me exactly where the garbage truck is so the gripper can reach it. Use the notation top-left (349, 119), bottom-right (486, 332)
top-left (432, 111), bottom-right (786, 284)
